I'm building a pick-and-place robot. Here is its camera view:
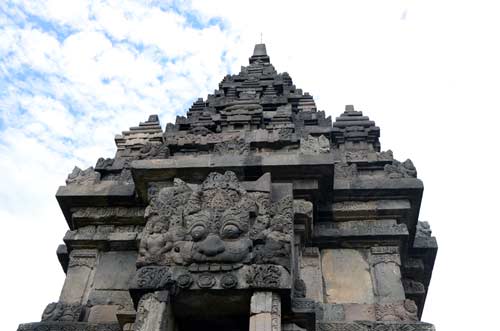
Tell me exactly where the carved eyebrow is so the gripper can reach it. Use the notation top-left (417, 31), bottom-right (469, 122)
top-left (221, 221), bottom-right (242, 230)
top-left (189, 222), bottom-right (207, 231)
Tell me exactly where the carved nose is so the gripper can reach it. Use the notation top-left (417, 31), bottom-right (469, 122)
top-left (197, 234), bottom-right (225, 256)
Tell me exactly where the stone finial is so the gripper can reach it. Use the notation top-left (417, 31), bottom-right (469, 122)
top-left (345, 105), bottom-right (355, 112)
top-left (147, 115), bottom-right (159, 123)
top-left (249, 43), bottom-right (270, 64)
top-left (332, 105), bottom-right (381, 151)
top-left (253, 43), bottom-right (268, 56)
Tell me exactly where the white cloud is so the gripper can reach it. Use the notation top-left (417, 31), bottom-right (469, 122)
top-left (0, 2), bottom-right (239, 329)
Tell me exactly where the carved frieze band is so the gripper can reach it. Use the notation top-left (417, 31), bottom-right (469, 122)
top-left (375, 300), bottom-right (419, 322)
top-left (68, 249), bottom-right (98, 269)
top-left (41, 302), bottom-right (84, 322)
top-left (317, 321), bottom-right (435, 331)
top-left (17, 322), bottom-right (121, 331)
top-left (131, 264), bottom-right (289, 290)
top-left (369, 247), bottom-right (401, 266)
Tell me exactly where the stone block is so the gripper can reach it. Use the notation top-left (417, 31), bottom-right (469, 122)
top-left (343, 303), bottom-right (375, 321)
top-left (94, 251), bottom-right (136, 290)
top-left (332, 199), bottom-right (411, 222)
top-left (87, 305), bottom-right (119, 323)
top-left (299, 247), bottom-right (324, 302)
top-left (371, 256), bottom-right (405, 303)
top-left (87, 290), bottom-right (134, 311)
top-left (316, 321), bottom-right (436, 331)
top-left (313, 220), bottom-right (409, 247)
top-left (321, 249), bottom-right (375, 304)
top-left (251, 292), bottom-right (273, 314)
top-left (316, 303), bottom-right (345, 321)
top-left (59, 249), bottom-right (97, 304)
top-left (250, 291), bottom-right (281, 331)
top-left (282, 322), bottom-right (306, 331)
top-left (249, 313), bottom-right (272, 331)
top-left (134, 293), bottom-right (173, 331)
top-left (17, 322), bottom-right (122, 331)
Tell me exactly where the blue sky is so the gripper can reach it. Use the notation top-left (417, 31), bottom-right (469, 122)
top-left (1, 1), bottom-right (500, 330)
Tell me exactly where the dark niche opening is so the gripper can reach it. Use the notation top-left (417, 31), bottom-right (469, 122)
top-left (174, 290), bottom-right (251, 331)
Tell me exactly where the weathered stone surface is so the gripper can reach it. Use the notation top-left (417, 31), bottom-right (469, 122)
top-left (71, 207), bottom-right (145, 227)
top-left (321, 249), bottom-right (375, 304)
top-left (313, 219), bottom-right (409, 247)
top-left (332, 105), bottom-right (381, 151)
top-left (369, 249), bottom-right (406, 303)
top-left (300, 135), bottom-right (330, 154)
top-left (94, 251), bottom-right (136, 290)
top-left (56, 181), bottom-right (137, 228)
top-left (134, 292), bottom-right (174, 331)
top-left (66, 167), bottom-right (101, 185)
top-left (18, 44), bottom-right (438, 331)
top-left (87, 290), bottom-right (134, 311)
top-left (18, 322), bottom-right (121, 331)
top-left (317, 321), bottom-right (436, 331)
top-left (331, 200), bottom-right (411, 222)
top-left (250, 291), bottom-right (281, 331)
top-left (87, 305), bottom-right (120, 323)
top-left (59, 249), bottom-right (97, 304)
top-left (64, 225), bottom-right (141, 251)
top-left (250, 312), bottom-right (272, 331)
top-left (282, 323), bottom-right (306, 331)
top-left (316, 303), bottom-right (345, 321)
top-left (299, 247), bottom-right (324, 302)
top-left (343, 304), bottom-right (375, 321)
top-left (41, 302), bottom-right (84, 322)
top-left (251, 292), bottom-right (274, 314)
top-left (136, 171), bottom-right (294, 289)
top-left (375, 300), bottom-right (418, 321)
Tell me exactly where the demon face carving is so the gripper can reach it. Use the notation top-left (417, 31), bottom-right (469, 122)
top-left (138, 171), bottom-right (292, 271)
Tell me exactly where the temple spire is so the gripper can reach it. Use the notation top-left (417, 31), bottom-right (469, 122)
top-left (249, 43), bottom-right (270, 64)
top-left (253, 43), bottom-right (267, 56)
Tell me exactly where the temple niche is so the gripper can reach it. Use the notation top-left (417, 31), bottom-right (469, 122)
top-left (18, 44), bottom-right (437, 331)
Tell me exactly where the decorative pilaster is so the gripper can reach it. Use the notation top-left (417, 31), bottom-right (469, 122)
top-left (250, 292), bottom-right (281, 331)
top-left (59, 249), bottom-right (98, 304)
top-left (369, 247), bottom-right (405, 303)
top-left (299, 247), bottom-right (324, 302)
top-left (134, 291), bottom-right (174, 331)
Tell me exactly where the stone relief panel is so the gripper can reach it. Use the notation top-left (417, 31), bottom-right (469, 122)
top-left (375, 300), bottom-right (418, 322)
top-left (316, 321), bottom-right (435, 331)
top-left (213, 139), bottom-right (250, 155)
top-left (334, 163), bottom-right (358, 179)
top-left (133, 291), bottom-right (175, 331)
top-left (134, 171), bottom-right (293, 290)
top-left (384, 159), bottom-right (417, 178)
top-left (41, 302), bottom-right (84, 322)
top-left (18, 323), bottom-right (121, 331)
top-left (299, 135), bottom-right (330, 154)
top-left (66, 167), bottom-right (101, 185)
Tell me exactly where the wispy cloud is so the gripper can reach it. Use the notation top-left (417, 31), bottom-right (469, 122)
top-left (0, 1), bottom-right (238, 328)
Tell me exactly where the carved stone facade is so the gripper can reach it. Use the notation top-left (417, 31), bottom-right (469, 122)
top-left (18, 44), bottom-right (437, 331)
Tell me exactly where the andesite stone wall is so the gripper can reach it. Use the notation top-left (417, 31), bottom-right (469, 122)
top-left (18, 44), bottom-right (437, 331)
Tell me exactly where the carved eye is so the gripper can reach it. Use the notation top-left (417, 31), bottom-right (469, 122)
top-left (191, 224), bottom-right (207, 241)
top-left (221, 223), bottom-right (241, 239)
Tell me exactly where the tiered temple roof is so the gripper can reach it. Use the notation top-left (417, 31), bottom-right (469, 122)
top-left (19, 44), bottom-right (437, 331)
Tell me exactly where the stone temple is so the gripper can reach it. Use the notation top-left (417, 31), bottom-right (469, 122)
top-left (18, 44), bottom-right (437, 331)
